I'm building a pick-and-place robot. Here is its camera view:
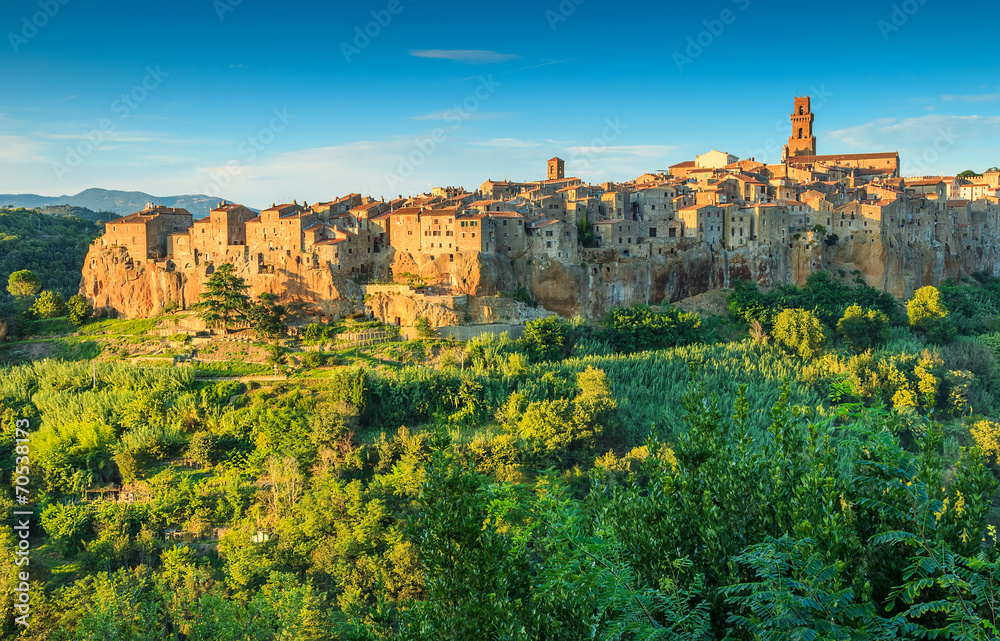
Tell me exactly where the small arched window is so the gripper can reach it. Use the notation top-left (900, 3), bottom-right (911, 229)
top-left (798, 128), bottom-right (804, 139)
top-left (799, 106), bottom-right (804, 115)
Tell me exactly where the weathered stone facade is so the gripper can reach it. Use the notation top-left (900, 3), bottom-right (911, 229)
top-left (82, 95), bottom-right (1000, 325)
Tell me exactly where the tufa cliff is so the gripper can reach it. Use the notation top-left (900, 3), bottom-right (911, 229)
top-left (81, 226), bottom-right (1000, 325)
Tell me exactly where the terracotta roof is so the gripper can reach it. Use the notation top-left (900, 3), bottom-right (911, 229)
top-left (108, 207), bottom-right (192, 225)
top-left (263, 203), bottom-right (301, 213)
top-left (388, 207), bottom-right (422, 216)
top-left (484, 211), bottom-right (524, 218)
top-left (787, 152), bottom-right (898, 163)
top-left (421, 208), bottom-right (457, 217)
top-left (211, 203), bottom-right (244, 212)
top-left (948, 199), bottom-right (972, 207)
top-left (350, 202), bottom-right (385, 212)
top-left (907, 178), bottom-right (945, 187)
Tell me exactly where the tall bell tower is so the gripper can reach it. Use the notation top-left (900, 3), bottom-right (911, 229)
top-left (548, 156), bottom-right (565, 181)
top-left (782, 96), bottom-right (816, 161)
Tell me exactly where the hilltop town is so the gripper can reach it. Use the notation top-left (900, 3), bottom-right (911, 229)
top-left (81, 97), bottom-right (1000, 327)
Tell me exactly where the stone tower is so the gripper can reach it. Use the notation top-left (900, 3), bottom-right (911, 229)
top-left (548, 156), bottom-right (565, 180)
top-left (782, 96), bottom-right (816, 161)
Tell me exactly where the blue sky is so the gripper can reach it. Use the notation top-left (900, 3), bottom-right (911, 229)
top-left (1, 0), bottom-right (998, 208)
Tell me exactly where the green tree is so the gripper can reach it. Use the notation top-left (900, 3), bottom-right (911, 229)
top-left (415, 316), bottom-right (437, 339)
top-left (187, 431), bottom-right (220, 469)
top-left (67, 294), bottom-right (93, 325)
top-left (773, 308), bottom-right (826, 359)
top-left (31, 290), bottom-right (67, 319)
top-left (309, 400), bottom-right (359, 450)
top-left (602, 304), bottom-right (703, 353)
top-left (513, 366), bottom-right (617, 464)
top-left (266, 341), bottom-right (287, 368)
top-left (7, 269), bottom-right (41, 299)
top-left (837, 304), bottom-right (889, 352)
top-left (192, 263), bottom-right (250, 330)
top-left (522, 315), bottom-right (569, 363)
top-left (246, 292), bottom-right (286, 340)
top-left (908, 285), bottom-right (955, 344)
top-left (957, 169), bottom-right (981, 178)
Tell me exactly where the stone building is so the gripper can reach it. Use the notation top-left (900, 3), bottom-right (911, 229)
top-left (102, 205), bottom-right (193, 260)
top-left (783, 96), bottom-right (817, 159)
top-left (420, 208), bottom-right (457, 253)
top-left (246, 203), bottom-right (317, 253)
top-left (187, 203), bottom-right (255, 262)
top-left (677, 204), bottom-right (724, 245)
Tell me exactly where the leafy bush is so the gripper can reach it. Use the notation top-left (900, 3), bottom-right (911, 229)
top-left (31, 290), bottom-right (67, 319)
top-left (836, 304), bottom-right (889, 352)
top-left (508, 366), bottom-right (617, 465)
top-left (187, 431), bottom-right (220, 469)
top-left (301, 351), bottom-right (324, 368)
top-left (908, 285), bottom-right (955, 344)
top-left (522, 316), bottom-right (571, 363)
top-left (601, 304), bottom-right (703, 353)
top-left (67, 294), bottom-right (93, 325)
top-left (729, 272), bottom-right (901, 329)
top-left (772, 308), bottom-right (826, 360)
top-left (415, 316), bottom-right (437, 339)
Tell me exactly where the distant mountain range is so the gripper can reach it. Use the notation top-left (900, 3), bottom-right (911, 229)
top-left (0, 188), bottom-right (236, 219)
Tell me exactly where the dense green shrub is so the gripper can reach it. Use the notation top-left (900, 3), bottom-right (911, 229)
top-left (773, 308), bottom-right (826, 359)
top-left (837, 304), bottom-right (890, 352)
top-left (601, 304), bottom-right (703, 353)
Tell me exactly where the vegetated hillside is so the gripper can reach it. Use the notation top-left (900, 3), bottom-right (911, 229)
top-left (0, 188), bottom-right (232, 219)
top-left (37, 205), bottom-right (114, 224)
top-left (0, 208), bottom-right (101, 315)
top-left (3, 274), bottom-right (1000, 638)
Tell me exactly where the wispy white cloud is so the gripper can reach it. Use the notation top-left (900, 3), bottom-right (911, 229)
top-left (410, 49), bottom-right (519, 64)
top-left (827, 114), bottom-right (1000, 149)
top-left (39, 130), bottom-right (226, 145)
top-left (470, 138), bottom-right (542, 148)
top-left (0, 135), bottom-right (47, 162)
top-left (410, 111), bottom-right (514, 122)
top-left (513, 59), bottom-right (574, 72)
top-left (565, 144), bottom-right (678, 158)
top-left (942, 93), bottom-right (1000, 103)
top-left (826, 114), bottom-right (1000, 175)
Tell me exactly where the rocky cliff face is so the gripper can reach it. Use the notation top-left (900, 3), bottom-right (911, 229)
top-left (81, 229), bottom-right (1000, 325)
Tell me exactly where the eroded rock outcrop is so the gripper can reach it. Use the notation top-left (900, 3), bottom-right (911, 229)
top-left (81, 227), bottom-right (1000, 325)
